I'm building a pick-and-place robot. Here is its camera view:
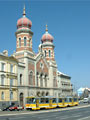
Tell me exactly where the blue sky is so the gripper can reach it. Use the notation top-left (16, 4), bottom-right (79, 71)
top-left (0, 0), bottom-right (90, 90)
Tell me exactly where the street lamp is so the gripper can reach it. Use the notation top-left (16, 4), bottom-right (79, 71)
top-left (9, 79), bottom-right (12, 106)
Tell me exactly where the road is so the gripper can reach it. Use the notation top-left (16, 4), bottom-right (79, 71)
top-left (0, 104), bottom-right (90, 120)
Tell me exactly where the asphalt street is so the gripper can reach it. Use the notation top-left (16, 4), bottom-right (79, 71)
top-left (0, 104), bottom-right (90, 120)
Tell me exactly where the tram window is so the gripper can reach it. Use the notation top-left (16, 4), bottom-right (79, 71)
top-left (74, 98), bottom-right (77, 102)
top-left (41, 98), bottom-right (45, 103)
top-left (26, 98), bottom-right (32, 104)
top-left (53, 98), bottom-right (56, 103)
top-left (32, 98), bottom-right (36, 103)
top-left (26, 98), bottom-right (36, 103)
top-left (46, 98), bottom-right (49, 103)
top-left (26, 98), bottom-right (30, 104)
top-left (59, 98), bottom-right (62, 103)
top-left (64, 98), bottom-right (67, 102)
top-left (69, 98), bottom-right (72, 102)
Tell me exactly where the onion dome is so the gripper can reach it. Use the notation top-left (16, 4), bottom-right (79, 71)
top-left (41, 25), bottom-right (54, 43)
top-left (17, 5), bottom-right (32, 29)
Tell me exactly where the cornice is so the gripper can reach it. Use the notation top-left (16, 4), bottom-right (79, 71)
top-left (0, 55), bottom-right (18, 63)
top-left (15, 29), bottom-right (33, 36)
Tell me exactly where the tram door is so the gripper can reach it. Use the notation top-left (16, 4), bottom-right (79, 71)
top-left (49, 98), bottom-right (52, 107)
top-left (72, 98), bottom-right (74, 106)
top-left (62, 98), bottom-right (65, 107)
top-left (36, 99), bottom-right (39, 108)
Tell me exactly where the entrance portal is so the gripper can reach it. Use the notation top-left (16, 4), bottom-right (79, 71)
top-left (19, 93), bottom-right (24, 106)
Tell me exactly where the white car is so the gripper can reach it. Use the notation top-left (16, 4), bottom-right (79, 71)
top-left (83, 98), bottom-right (88, 103)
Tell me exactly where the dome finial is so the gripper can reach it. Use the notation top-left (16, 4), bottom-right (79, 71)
top-left (46, 24), bottom-right (48, 32)
top-left (23, 4), bottom-right (26, 16)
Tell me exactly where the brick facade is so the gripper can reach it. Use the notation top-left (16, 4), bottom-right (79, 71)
top-left (36, 58), bottom-right (48, 75)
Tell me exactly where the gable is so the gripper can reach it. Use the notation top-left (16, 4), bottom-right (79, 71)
top-left (36, 57), bottom-right (49, 75)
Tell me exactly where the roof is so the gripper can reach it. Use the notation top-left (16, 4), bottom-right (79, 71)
top-left (0, 53), bottom-right (18, 63)
top-left (77, 87), bottom-right (90, 92)
top-left (58, 71), bottom-right (71, 79)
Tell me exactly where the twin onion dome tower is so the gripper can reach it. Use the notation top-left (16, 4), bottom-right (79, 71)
top-left (15, 6), bottom-right (55, 62)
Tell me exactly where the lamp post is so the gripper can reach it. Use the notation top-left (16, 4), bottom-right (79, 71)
top-left (9, 83), bottom-right (11, 106)
top-left (9, 79), bottom-right (12, 106)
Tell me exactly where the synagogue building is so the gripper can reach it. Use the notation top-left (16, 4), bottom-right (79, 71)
top-left (0, 6), bottom-right (73, 107)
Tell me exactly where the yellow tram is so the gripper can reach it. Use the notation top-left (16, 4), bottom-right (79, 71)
top-left (66, 96), bottom-right (78, 107)
top-left (57, 98), bottom-right (68, 108)
top-left (25, 96), bottom-right (79, 110)
top-left (25, 96), bottom-right (57, 110)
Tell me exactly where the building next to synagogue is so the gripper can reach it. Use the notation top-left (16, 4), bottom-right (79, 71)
top-left (0, 50), bottom-right (18, 109)
top-left (0, 6), bottom-right (73, 107)
top-left (57, 71), bottom-right (73, 97)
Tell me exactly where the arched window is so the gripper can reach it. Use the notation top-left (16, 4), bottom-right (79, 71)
top-left (1, 92), bottom-right (4, 100)
top-left (10, 79), bottom-right (13, 86)
top-left (19, 93), bottom-right (24, 106)
top-left (37, 92), bottom-right (40, 97)
top-left (36, 72), bottom-right (39, 86)
top-left (29, 38), bottom-right (31, 47)
top-left (10, 92), bottom-right (13, 100)
top-left (29, 71), bottom-right (33, 85)
top-left (19, 38), bottom-right (21, 47)
top-left (1, 75), bottom-right (4, 85)
top-left (24, 37), bottom-right (27, 46)
top-left (49, 50), bottom-right (51, 57)
top-left (44, 50), bottom-right (47, 57)
top-left (1, 63), bottom-right (5, 71)
top-left (53, 77), bottom-right (56, 87)
top-left (46, 92), bottom-right (49, 96)
top-left (45, 75), bottom-right (47, 87)
top-left (10, 64), bottom-right (13, 73)
top-left (42, 92), bottom-right (45, 96)
top-left (40, 74), bottom-right (43, 87)
top-left (20, 74), bottom-right (22, 85)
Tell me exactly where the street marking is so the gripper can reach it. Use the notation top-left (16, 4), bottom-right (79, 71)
top-left (73, 115), bottom-right (82, 118)
top-left (55, 116), bottom-right (60, 119)
top-left (10, 117), bottom-right (26, 119)
top-left (61, 116), bottom-right (71, 119)
top-left (84, 111), bottom-right (90, 113)
top-left (77, 116), bottom-right (90, 120)
top-left (71, 113), bottom-right (82, 116)
top-left (60, 115), bottom-right (82, 120)
top-left (43, 119), bottom-right (49, 120)
top-left (38, 116), bottom-right (46, 119)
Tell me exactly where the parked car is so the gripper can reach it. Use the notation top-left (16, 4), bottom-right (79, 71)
top-left (9, 105), bottom-right (24, 111)
top-left (9, 105), bottom-right (18, 111)
top-left (83, 98), bottom-right (88, 103)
